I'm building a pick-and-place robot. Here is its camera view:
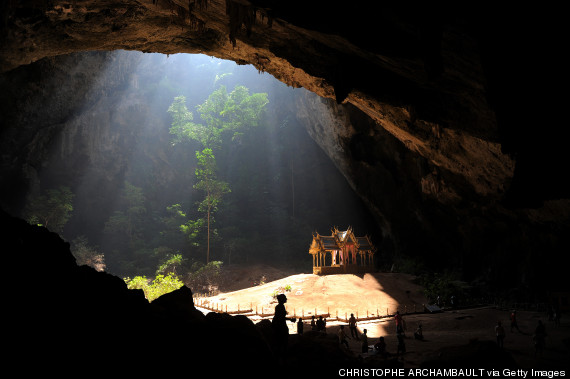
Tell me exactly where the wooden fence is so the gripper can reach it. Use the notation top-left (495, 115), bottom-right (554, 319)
top-left (193, 296), bottom-right (424, 323)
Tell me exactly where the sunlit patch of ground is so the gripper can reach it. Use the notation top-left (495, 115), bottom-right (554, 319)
top-left (199, 272), bottom-right (427, 321)
top-left (195, 269), bottom-right (570, 369)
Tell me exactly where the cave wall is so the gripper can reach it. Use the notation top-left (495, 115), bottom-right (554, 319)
top-left (1, 1), bottom-right (569, 294)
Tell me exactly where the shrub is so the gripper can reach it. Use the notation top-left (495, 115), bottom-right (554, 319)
top-left (185, 260), bottom-right (224, 292)
top-left (124, 273), bottom-right (184, 302)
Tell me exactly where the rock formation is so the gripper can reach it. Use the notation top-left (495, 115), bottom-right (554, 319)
top-left (1, 2), bottom-right (569, 294)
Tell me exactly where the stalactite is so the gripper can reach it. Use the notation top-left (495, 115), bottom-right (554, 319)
top-left (225, 0), bottom-right (271, 48)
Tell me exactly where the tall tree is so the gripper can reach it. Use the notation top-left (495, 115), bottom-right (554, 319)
top-left (194, 148), bottom-right (230, 263)
top-left (168, 85), bottom-right (268, 263)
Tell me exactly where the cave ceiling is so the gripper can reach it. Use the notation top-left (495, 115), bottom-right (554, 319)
top-left (1, 1), bottom-right (567, 201)
top-left (1, 1), bottom-right (569, 287)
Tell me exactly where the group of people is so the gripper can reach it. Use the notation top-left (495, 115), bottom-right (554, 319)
top-left (275, 294), bottom-right (562, 364)
top-left (309, 315), bottom-right (327, 332)
top-left (495, 309), bottom-right (553, 356)
top-left (337, 314), bottom-right (370, 353)
top-left (339, 310), bottom-right (414, 358)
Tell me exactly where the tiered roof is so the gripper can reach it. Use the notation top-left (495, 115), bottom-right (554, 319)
top-left (309, 226), bottom-right (375, 253)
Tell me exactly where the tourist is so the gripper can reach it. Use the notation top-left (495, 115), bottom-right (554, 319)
top-left (338, 325), bottom-right (350, 349)
top-left (533, 320), bottom-right (547, 356)
top-left (495, 321), bottom-right (505, 348)
top-left (414, 323), bottom-right (424, 340)
top-left (311, 315), bottom-right (316, 331)
top-left (349, 313), bottom-right (359, 339)
top-left (510, 310), bottom-right (520, 333)
top-left (272, 294), bottom-right (295, 360)
top-left (297, 318), bottom-right (304, 335)
top-left (316, 316), bottom-right (326, 332)
top-left (361, 329), bottom-right (369, 353)
top-left (395, 311), bottom-right (405, 335)
top-left (374, 336), bottom-right (387, 358)
top-left (553, 306), bottom-right (561, 327)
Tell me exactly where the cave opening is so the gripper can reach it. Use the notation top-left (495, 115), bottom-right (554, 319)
top-left (1, 50), bottom-right (382, 288)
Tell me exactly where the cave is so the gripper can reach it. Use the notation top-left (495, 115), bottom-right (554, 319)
top-left (1, 1), bottom-right (569, 374)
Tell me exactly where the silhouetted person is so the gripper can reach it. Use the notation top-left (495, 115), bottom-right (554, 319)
top-left (495, 321), bottom-right (505, 348)
top-left (553, 307), bottom-right (561, 327)
top-left (510, 310), bottom-right (520, 332)
top-left (414, 324), bottom-right (424, 340)
top-left (395, 311), bottom-right (405, 335)
top-left (349, 313), bottom-right (359, 339)
top-left (316, 316), bottom-right (326, 332)
top-left (361, 329), bottom-right (369, 353)
top-left (297, 318), bottom-right (304, 335)
top-left (533, 320), bottom-right (547, 356)
top-left (547, 306), bottom-right (554, 321)
top-left (374, 336), bottom-right (387, 358)
top-left (272, 294), bottom-right (295, 361)
top-left (310, 315), bottom-right (316, 331)
top-left (338, 325), bottom-right (350, 349)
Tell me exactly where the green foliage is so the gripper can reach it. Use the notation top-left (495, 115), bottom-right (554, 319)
top-left (168, 85), bottom-right (268, 263)
top-left (168, 85), bottom-right (268, 150)
top-left (103, 181), bottom-right (146, 245)
top-left (419, 272), bottom-right (463, 304)
top-left (194, 148), bottom-right (230, 218)
top-left (185, 260), bottom-right (224, 292)
top-left (271, 284), bottom-right (292, 299)
top-left (71, 235), bottom-right (106, 272)
top-left (156, 253), bottom-right (185, 276)
top-left (124, 273), bottom-right (184, 302)
top-left (24, 186), bottom-right (74, 233)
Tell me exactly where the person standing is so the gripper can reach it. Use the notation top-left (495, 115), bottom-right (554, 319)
top-left (272, 294), bottom-right (295, 361)
top-left (395, 311), bottom-right (405, 335)
top-left (495, 321), bottom-right (506, 348)
top-left (349, 313), bottom-right (359, 339)
top-left (361, 329), bottom-right (369, 353)
top-left (297, 318), bottom-right (304, 335)
top-left (338, 325), bottom-right (350, 349)
top-left (534, 320), bottom-right (547, 356)
top-left (510, 310), bottom-right (521, 332)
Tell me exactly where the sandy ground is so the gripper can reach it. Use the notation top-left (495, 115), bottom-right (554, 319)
top-left (195, 265), bottom-right (570, 369)
top-left (200, 268), bottom-right (427, 318)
